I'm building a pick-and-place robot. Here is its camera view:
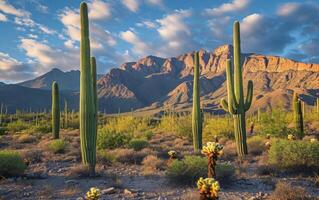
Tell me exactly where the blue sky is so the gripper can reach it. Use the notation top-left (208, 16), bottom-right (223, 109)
top-left (0, 0), bottom-right (318, 83)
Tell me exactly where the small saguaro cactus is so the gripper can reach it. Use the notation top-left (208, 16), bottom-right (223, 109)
top-left (52, 81), bottom-right (60, 139)
top-left (197, 177), bottom-right (220, 200)
top-left (220, 21), bottom-right (253, 158)
top-left (79, 2), bottom-right (97, 176)
top-left (201, 142), bottom-right (224, 178)
top-left (293, 92), bottom-right (304, 138)
top-left (192, 51), bottom-right (203, 151)
top-left (64, 99), bottom-right (68, 129)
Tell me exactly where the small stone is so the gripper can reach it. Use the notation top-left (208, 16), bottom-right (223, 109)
top-left (101, 187), bottom-right (115, 195)
top-left (124, 189), bottom-right (133, 195)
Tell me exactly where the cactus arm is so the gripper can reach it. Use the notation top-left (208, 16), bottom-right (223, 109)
top-left (244, 80), bottom-right (253, 111)
top-left (233, 21), bottom-right (244, 106)
top-left (225, 59), bottom-right (238, 114)
top-left (220, 98), bottom-right (229, 111)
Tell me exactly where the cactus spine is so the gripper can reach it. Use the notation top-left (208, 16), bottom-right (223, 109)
top-left (220, 21), bottom-right (253, 158)
top-left (293, 93), bottom-right (304, 138)
top-left (52, 81), bottom-right (60, 139)
top-left (80, 2), bottom-right (97, 175)
top-left (192, 51), bottom-right (202, 151)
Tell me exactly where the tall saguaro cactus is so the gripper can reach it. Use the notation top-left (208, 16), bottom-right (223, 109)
top-left (64, 99), bottom-right (68, 128)
top-left (91, 56), bottom-right (98, 158)
top-left (293, 93), bottom-right (304, 138)
top-left (52, 81), bottom-right (60, 139)
top-left (220, 21), bottom-right (253, 158)
top-left (80, 2), bottom-right (97, 175)
top-left (192, 51), bottom-right (202, 151)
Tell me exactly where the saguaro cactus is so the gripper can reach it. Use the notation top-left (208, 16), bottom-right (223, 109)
top-left (293, 92), bottom-right (304, 138)
top-left (64, 99), bottom-right (68, 128)
top-left (220, 21), bottom-right (253, 158)
top-left (80, 2), bottom-right (97, 175)
top-left (317, 98), bottom-right (319, 114)
top-left (192, 51), bottom-right (202, 151)
top-left (52, 81), bottom-right (60, 139)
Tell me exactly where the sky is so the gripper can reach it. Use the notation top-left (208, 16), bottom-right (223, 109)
top-left (0, 0), bottom-right (318, 83)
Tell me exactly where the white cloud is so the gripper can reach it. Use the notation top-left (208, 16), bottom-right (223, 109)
top-left (208, 16), bottom-right (231, 40)
top-left (205, 0), bottom-right (250, 16)
top-left (89, 0), bottom-right (111, 20)
top-left (277, 3), bottom-right (299, 16)
top-left (136, 20), bottom-right (157, 29)
top-left (156, 9), bottom-right (192, 51)
top-left (145, 0), bottom-right (163, 7)
top-left (122, 0), bottom-right (139, 12)
top-left (59, 7), bottom-right (116, 51)
top-left (240, 13), bottom-right (264, 36)
top-left (64, 40), bottom-right (76, 49)
top-left (0, 12), bottom-right (7, 21)
top-left (28, 34), bottom-right (38, 39)
top-left (0, 0), bottom-right (30, 17)
top-left (0, 52), bottom-right (22, 70)
top-left (120, 30), bottom-right (152, 55)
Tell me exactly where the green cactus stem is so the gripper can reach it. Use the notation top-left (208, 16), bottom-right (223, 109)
top-left (293, 92), bottom-right (304, 138)
top-left (220, 21), bottom-right (253, 158)
top-left (52, 81), bottom-right (60, 139)
top-left (79, 2), bottom-right (97, 176)
top-left (192, 51), bottom-right (203, 151)
top-left (64, 99), bottom-right (68, 129)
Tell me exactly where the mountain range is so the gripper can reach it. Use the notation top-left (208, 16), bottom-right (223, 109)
top-left (1, 44), bottom-right (318, 114)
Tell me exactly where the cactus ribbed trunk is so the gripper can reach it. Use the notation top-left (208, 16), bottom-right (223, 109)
top-left (52, 81), bottom-right (60, 139)
top-left (64, 99), bottom-right (68, 129)
top-left (192, 51), bottom-right (202, 151)
top-left (79, 2), bottom-right (97, 176)
top-left (220, 21), bottom-right (253, 158)
top-left (293, 93), bottom-right (304, 138)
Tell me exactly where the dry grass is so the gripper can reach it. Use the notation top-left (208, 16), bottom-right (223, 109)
top-left (110, 148), bottom-right (147, 164)
top-left (17, 134), bottom-right (37, 143)
top-left (20, 149), bottom-right (42, 165)
top-left (68, 164), bottom-right (102, 178)
top-left (141, 155), bottom-right (164, 175)
top-left (37, 184), bottom-right (54, 199)
top-left (180, 190), bottom-right (199, 200)
top-left (269, 181), bottom-right (311, 200)
top-left (222, 140), bottom-right (237, 160)
top-left (247, 136), bottom-right (265, 156)
top-left (59, 187), bottom-right (81, 198)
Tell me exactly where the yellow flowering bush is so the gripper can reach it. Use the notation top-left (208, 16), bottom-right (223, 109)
top-left (310, 138), bottom-right (318, 143)
top-left (197, 177), bottom-right (220, 199)
top-left (168, 150), bottom-right (177, 157)
top-left (85, 187), bottom-right (101, 200)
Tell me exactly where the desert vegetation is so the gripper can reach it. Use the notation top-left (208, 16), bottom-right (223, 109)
top-left (0, 2), bottom-right (318, 200)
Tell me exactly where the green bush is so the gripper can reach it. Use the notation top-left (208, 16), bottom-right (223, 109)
top-left (128, 139), bottom-right (149, 151)
top-left (166, 155), bottom-right (235, 185)
top-left (203, 116), bottom-right (234, 140)
top-left (0, 127), bottom-right (7, 135)
top-left (247, 136), bottom-right (265, 156)
top-left (0, 150), bottom-right (27, 177)
top-left (7, 120), bottom-right (30, 132)
top-left (143, 131), bottom-right (154, 140)
top-left (157, 114), bottom-right (192, 139)
top-left (97, 150), bottom-right (116, 165)
top-left (268, 139), bottom-right (319, 172)
top-left (97, 128), bottom-right (132, 149)
top-left (48, 139), bottom-right (67, 153)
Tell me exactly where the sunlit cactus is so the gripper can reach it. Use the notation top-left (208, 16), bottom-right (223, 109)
top-left (79, 2), bottom-right (97, 176)
top-left (51, 81), bottom-right (60, 139)
top-left (220, 21), bottom-right (253, 158)
top-left (192, 51), bottom-right (203, 151)
top-left (293, 92), bottom-right (304, 138)
top-left (201, 142), bottom-right (223, 178)
top-left (197, 177), bottom-right (220, 200)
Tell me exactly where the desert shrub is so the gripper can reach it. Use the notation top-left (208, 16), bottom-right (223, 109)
top-left (141, 155), bottom-right (164, 175)
top-left (268, 139), bottom-right (319, 172)
top-left (247, 136), bottom-right (265, 156)
top-left (0, 150), bottom-right (27, 177)
top-left (18, 133), bottom-right (37, 143)
top-left (157, 114), bottom-right (192, 139)
top-left (128, 139), bottom-right (149, 151)
top-left (166, 155), bottom-right (235, 185)
top-left (256, 108), bottom-right (292, 138)
top-left (32, 124), bottom-right (51, 134)
top-left (97, 128), bottom-right (132, 149)
top-left (203, 116), bottom-right (234, 140)
top-left (222, 141), bottom-right (237, 160)
top-left (143, 131), bottom-right (154, 140)
top-left (48, 139), bottom-right (67, 154)
top-left (215, 162), bottom-right (235, 185)
top-left (97, 150), bottom-right (116, 165)
top-left (110, 148), bottom-right (147, 164)
top-left (21, 149), bottom-right (42, 165)
top-left (7, 120), bottom-right (30, 132)
top-left (269, 181), bottom-right (310, 200)
top-left (0, 127), bottom-right (7, 135)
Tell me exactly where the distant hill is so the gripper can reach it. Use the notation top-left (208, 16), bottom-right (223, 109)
top-left (1, 44), bottom-right (318, 114)
top-left (18, 68), bottom-right (80, 91)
